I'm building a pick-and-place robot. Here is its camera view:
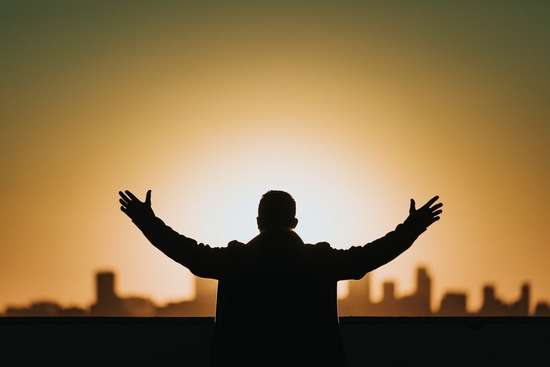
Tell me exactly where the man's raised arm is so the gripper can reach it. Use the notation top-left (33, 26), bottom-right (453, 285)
top-left (118, 189), bottom-right (230, 279)
top-left (327, 195), bottom-right (443, 281)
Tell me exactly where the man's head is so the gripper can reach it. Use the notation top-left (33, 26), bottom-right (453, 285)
top-left (257, 190), bottom-right (298, 232)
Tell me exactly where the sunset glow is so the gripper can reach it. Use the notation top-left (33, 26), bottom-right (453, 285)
top-left (1, 1), bottom-right (549, 313)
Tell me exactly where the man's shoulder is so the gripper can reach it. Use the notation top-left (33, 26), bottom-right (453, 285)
top-left (305, 241), bottom-right (334, 252)
top-left (226, 240), bottom-right (246, 249)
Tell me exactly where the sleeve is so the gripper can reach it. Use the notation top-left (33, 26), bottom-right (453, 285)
top-left (132, 214), bottom-right (233, 279)
top-left (321, 221), bottom-right (426, 281)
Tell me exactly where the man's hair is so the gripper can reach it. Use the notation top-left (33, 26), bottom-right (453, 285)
top-left (257, 191), bottom-right (296, 230)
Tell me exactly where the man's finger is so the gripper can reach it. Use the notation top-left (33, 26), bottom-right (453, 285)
top-left (145, 190), bottom-right (152, 205)
top-left (432, 209), bottom-right (443, 216)
top-left (119, 198), bottom-right (128, 207)
top-left (421, 195), bottom-right (439, 210)
top-left (430, 203), bottom-right (443, 211)
top-left (119, 191), bottom-right (131, 203)
top-left (409, 199), bottom-right (416, 214)
top-left (120, 206), bottom-right (128, 213)
top-left (125, 190), bottom-right (139, 202)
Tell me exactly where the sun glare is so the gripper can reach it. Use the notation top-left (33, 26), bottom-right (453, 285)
top-left (167, 124), bottom-right (380, 249)
top-left (147, 119), bottom-right (397, 301)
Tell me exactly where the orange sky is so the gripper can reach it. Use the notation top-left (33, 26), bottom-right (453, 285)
top-left (1, 1), bottom-right (549, 312)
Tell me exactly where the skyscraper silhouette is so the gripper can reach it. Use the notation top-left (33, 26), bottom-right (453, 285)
top-left (415, 267), bottom-right (431, 313)
top-left (91, 271), bottom-right (123, 316)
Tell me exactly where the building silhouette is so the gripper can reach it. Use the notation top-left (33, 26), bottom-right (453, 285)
top-left (91, 271), bottom-right (124, 316)
top-left (438, 292), bottom-right (468, 315)
top-left (1, 266), bottom-right (546, 317)
top-left (338, 267), bottom-right (432, 316)
top-left (534, 301), bottom-right (550, 316)
top-left (478, 283), bottom-right (530, 316)
top-left (338, 266), bottom-right (535, 317)
top-left (91, 271), bottom-right (159, 316)
top-left (156, 277), bottom-right (217, 316)
top-left (5, 301), bottom-right (86, 317)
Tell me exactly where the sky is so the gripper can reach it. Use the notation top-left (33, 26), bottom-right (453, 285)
top-left (1, 0), bottom-right (549, 312)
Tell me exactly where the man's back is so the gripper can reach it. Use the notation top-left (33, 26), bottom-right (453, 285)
top-left (119, 189), bottom-right (442, 366)
top-left (213, 230), bottom-right (345, 366)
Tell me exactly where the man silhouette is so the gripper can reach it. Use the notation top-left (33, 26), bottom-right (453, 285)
top-left (119, 190), bottom-right (443, 366)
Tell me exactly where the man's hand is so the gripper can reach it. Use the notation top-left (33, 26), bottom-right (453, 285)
top-left (405, 195), bottom-right (443, 231)
top-left (119, 189), bottom-right (154, 222)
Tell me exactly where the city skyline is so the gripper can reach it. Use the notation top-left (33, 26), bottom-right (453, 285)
top-left (4, 265), bottom-right (549, 317)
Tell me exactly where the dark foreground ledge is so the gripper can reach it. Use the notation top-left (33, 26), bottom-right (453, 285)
top-left (1, 317), bottom-right (548, 364)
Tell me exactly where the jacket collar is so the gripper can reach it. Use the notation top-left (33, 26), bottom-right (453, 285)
top-left (248, 229), bottom-right (304, 248)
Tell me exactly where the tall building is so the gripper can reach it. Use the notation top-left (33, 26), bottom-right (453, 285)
top-left (415, 267), bottom-right (431, 313)
top-left (91, 271), bottom-right (123, 315)
top-left (98, 272), bottom-right (116, 300)
top-left (511, 283), bottom-right (530, 315)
